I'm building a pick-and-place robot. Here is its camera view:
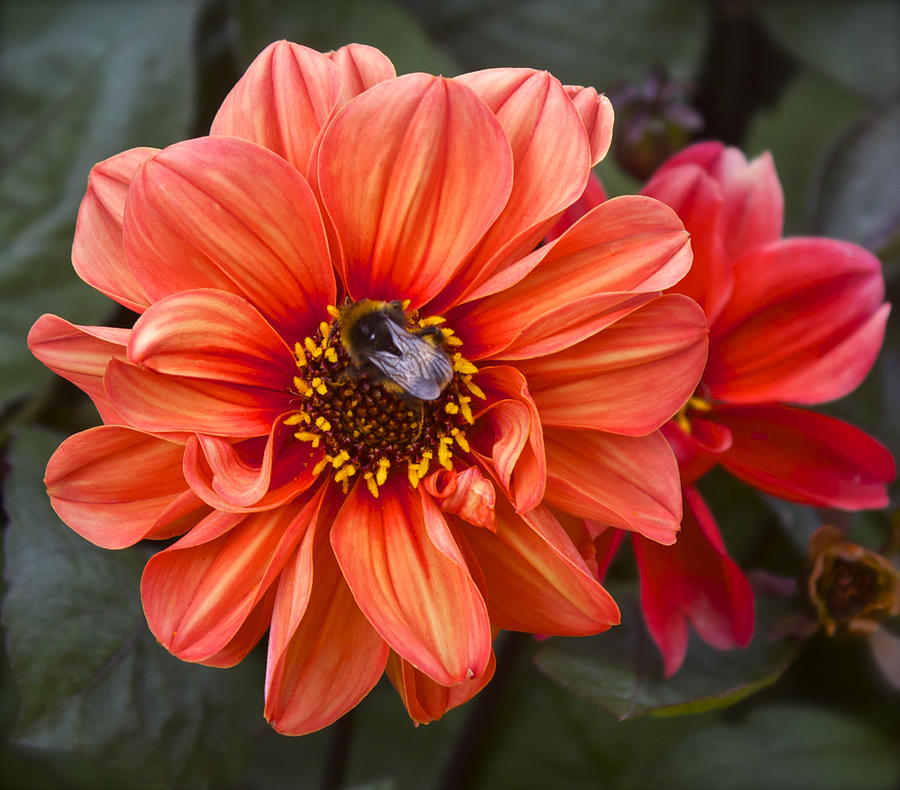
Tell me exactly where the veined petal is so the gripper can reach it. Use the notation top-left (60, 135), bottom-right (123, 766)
top-left (331, 478), bottom-right (491, 686)
top-left (141, 495), bottom-right (319, 664)
top-left (564, 84), bottom-right (614, 166)
top-left (317, 73), bottom-right (513, 308)
top-left (72, 147), bottom-right (155, 312)
top-left (45, 426), bottom-right (202, 549)
top-left (265, 499), bottom-right (389, 735)
top-left (713, 405), bottom-right (896, 509)
top-left (633, 487), bottom-right (754, 677)
top-left (211, 41), bottom-right (341, 174)
top-left (124, 136), bottom-right (335, 341)
top-left (202, 585), bottom-right (278, 669)
top-left (517, 294), bottom-right (708, 434)
top-left (328, 43), bottom-right (396, 106)
top-left (424, 466), bottom-right (497, 531)
top-left (469, 365), bottom-right (545, 512)
top-left (545, 170), bottom-right (608, 243)
top-left (28, 314), bottom-right (129, 423)
top-left (386, 649), bottom-right (497, 726)
top-left (459, 500), bottom-right (620, 634)
top-left (707, 239), bottom-right (888, 404)
top-left (105, 359), bottom-right (287, 437)
top-left (443, 69), bottom-right (592, 304)
top-left (453, 195), bottom-right (692, 359)
top-left (128, 289), bottom-right (295, 390)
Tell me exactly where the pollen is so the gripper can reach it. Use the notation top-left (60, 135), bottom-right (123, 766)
top-left (674, 388), bottom-right (714, 435)
top-left (286, 303), bottom-right (479, 496)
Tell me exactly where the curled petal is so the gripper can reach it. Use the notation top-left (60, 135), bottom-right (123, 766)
top-left (424, 466), bottom-right (497, 531)
top-left (328, 43), bottom-right (396, 105)
top-left (211, 41), bottom-right (341, 174)
top-left (713, 405), bottom-right (895, 509)
top-left (469, 365), bottom-right (545, 512)
top-left (564, 84), bottom-right (614, 166)
top-left (203, 584), bottom-right (278, 669)
top-left (707, 239), bottom-right (889, 404)
top-left (454, 195), bottom-right (692, 359)
top-left (124, 136), bottom-right (335, 341)
top-left (265, 498), bottom-right (389, 735)
top-left (331, 478), bottom-right (491, 686)
top-left (633, 487), bottom-right (754, 677)
top-left (544, 427), bottom-right (682, 544)
top-left (387, 649), bottom-right (496, 726)
top-left (45, 426), bottom-right (202, 549)
top-left (142, 494), bottom-right (320, 664)
top-left (72, 147), bottom-right (156, 312)
top-left (28, 315), bottom-right (129, 423)
top-left (317, 73), bottom-right (512, 308)
top-left (518, 294), bottom-right (708, 435)
top-left (459, 500), bottom-right (619, 634)
top-left (661, 418), bottom-right (732, 486)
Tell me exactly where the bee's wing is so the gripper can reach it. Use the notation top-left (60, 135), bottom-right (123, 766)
top-left (369, 322), bottom-right (454, 401)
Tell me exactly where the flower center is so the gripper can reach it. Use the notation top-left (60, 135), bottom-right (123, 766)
top-left (286, 300), bottom-right (484, 497)
top-left (673, 387), bottom-right (713, 434)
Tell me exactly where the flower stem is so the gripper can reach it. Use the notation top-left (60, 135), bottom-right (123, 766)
top-left (320, 706), bottom-right (356, 790)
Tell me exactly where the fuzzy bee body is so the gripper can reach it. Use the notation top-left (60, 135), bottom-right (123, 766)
top-left (336, 300), bottom-right (454, 401)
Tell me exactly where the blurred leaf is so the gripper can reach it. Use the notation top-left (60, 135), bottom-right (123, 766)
top-left (745, 71), bottom-right (865, 235)
top-left (2, 427), bottom-right (261, 789)
top-left (400, 0), bottom-right (707, 88)
top-left (621, 705), bottom-right (900, 790)
top-left (753, 0), bottom-right (900, 102)
top-left (534, 591), bottom-right (801, 720)
top-left (0, 0), bottom-right (197, 411)
top-left (234, 0), bottom-right (458, 75)
top-left (812, 102), bottom-right (900, 254)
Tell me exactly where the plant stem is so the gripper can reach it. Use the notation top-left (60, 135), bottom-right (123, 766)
top-left (320, 706), bottom-right (356, 790)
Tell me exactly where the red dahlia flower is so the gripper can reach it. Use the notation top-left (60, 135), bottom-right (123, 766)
top-left (572, 141), bottom-right (895, 676)
top-left (28, 41), bottom-right (709, 733)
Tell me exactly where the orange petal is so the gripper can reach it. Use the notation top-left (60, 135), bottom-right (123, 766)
top-left (469, 365), bottom-right (545, 512)
top-left (45, 426), bottom-right (201, 549)
top-left (124, 136), bottom-right (335, 341)
top-left (424, 466), bottom-right (497, 531)
top-left (202, 584), bottom-right (278, 668)
top-left (265, 494), bottom-right (389, 735)
top-left (564, 84), bottom-right (614, 166)
top-left (105, 359), bottom-right (286, 437)
top-left (454, 195), bottom-right (692, 359)
top-left (141, 494), bottom-right (320, 664)
top-left (517, 294), bottom-right (708, 435)
top-left (128, 289), bottom-right (295, 391)
top-left (386, 649), bottom-right (496, 726)
top-left (328, 43), bottom-right (396, 105)
top-left (28, 314), bottom-right (129, 423)
top-left (72, 147), bottom-right (156, 312)
top-left (211, 41), bottom-right (341, 174)
top-left (543, 427), bottom-right (682, 544)
top-left (459, 500), bottom-right (620, 634)
top-left (316, 73), bottom-right (513, 308)
top-left (444, 69), bottom-right (591, 305)
top-left (331, 478), bottom-right (491, 686)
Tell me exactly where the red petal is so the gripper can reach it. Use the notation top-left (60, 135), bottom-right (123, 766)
top-left (460, 500), bottom-right (620, 634)
top-left (141, 494), bottom-right (320, 664)
top-left (331, 478), bottom-right (491, 686)
top-left (316, 73), bottom-right (512, 307)
top-left (211, 41), bottom-right (341, 175)
top-left (453, 195), bottom-right (692, 359)
top-left (105, 359), bottom-right (287, 437)
top-left (661, 418), bottom-right (732, 486)
top-left (28, 314), bottom-right (129, 423)
top-left (545, 171), bottom-right (608, 243)
top-left (328, 43), bottom-right (396, 105)
top-left (128, 289), bottom-right (295, 391)
top-left (72, 147), bottom-right (156, 312)
top-left (265, 500), bottom-right (389, 735)
top-left (202, 584), bottom-right (278, 668)
top-left (713, 404), bottom-right (895, 509)
top-left (633, 487), bottom-right (754, 676)
top-left (469, 365), bottom-right (546, 512)
top-left (707, 239), bottom-right (888, 404)
top-left (124, 136), bottom-right (335, 341)
top-left (517, 294), bottom-right (708, 434)
top-left (544, 427), bottom-right (682, 544)
top-left (45, 426), bottom-right (201, 549)
top-left (564, 84), bottom-right (614, 166)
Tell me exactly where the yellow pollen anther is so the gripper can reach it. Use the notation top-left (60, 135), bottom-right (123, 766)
top-left (331, 449), bottom-right (350, 468)
top-left (284, 413), bottom-right (304, 425)
top-left (334, 464), bottom-right (356, 483)
top-left (688, 396), bottom-right (712, 412)
top-left (326, 304), bottom-right (341, 320)
top-left (293, 376), bottom-right (309, 395)
top-left (376, 458), bottom-right (391, 485)
top-left (453, 355), bottom-right (478, 375)
top-left (400, 299), bottom-right (411, 310)
top-left (419, 315), bottom-right (446, 326)
top-left (451, 428), bottom-right (470, 453)
top-left (324, 347), bottom-right (338, 363)
top-left (293, 342), bottom-right (307, 366)
top-left (294, 431), bottom-right (321, 448)
top-left (438, 437), bottom-right (454, 470)
top-left (310, 377), bottom-right (328, 395)
top-left (319, 321), bottom-right (331, 339)
top-left (458, 396), bottom-right (474, 424)
top-left (444, 402), bottom-right (460, 415)
top-left (315, 416), bottom-right (332, 432)
top-left (313, 457), bottom-right (330, 476)
top-left (364, 472), bottom-right (380, 498)
top-left (445, 335), bottom-right (463, 347)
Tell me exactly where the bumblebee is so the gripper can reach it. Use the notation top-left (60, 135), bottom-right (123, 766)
top-left (336, 299), bottom-right (454, 401)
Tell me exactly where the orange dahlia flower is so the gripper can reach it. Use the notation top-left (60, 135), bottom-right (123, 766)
top-left (28, 42), bottom-right (708, 733)
top-left (567, 142), bottom-right (895, 676)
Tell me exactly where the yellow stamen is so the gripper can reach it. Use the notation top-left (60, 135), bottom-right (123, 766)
top-left (364, 472), bottom-right (380, 498)
top-left (326, 304), bottom-right (341, 320)
top-left (293, 431), bottom-right (321, 448)
top-left (463, 377), bottom-right (485, 399)
top-left (376, 458), bottom-right (391, 486)
top-left (315, 415), bottom-right (332, 432)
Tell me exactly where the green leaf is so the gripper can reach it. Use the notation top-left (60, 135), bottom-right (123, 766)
top-left (234, 0), bottom-right (458, 75)
top-left (534, 590), bottom-right (801, 720)
top-left (2, 427), bottom-right (261, 789)
top-left (0, 0), bottom-right (197, 411)
top-left (400, 0), bottom-right (708, 88)
top-left (753, 0), bottom-right (900, 102)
